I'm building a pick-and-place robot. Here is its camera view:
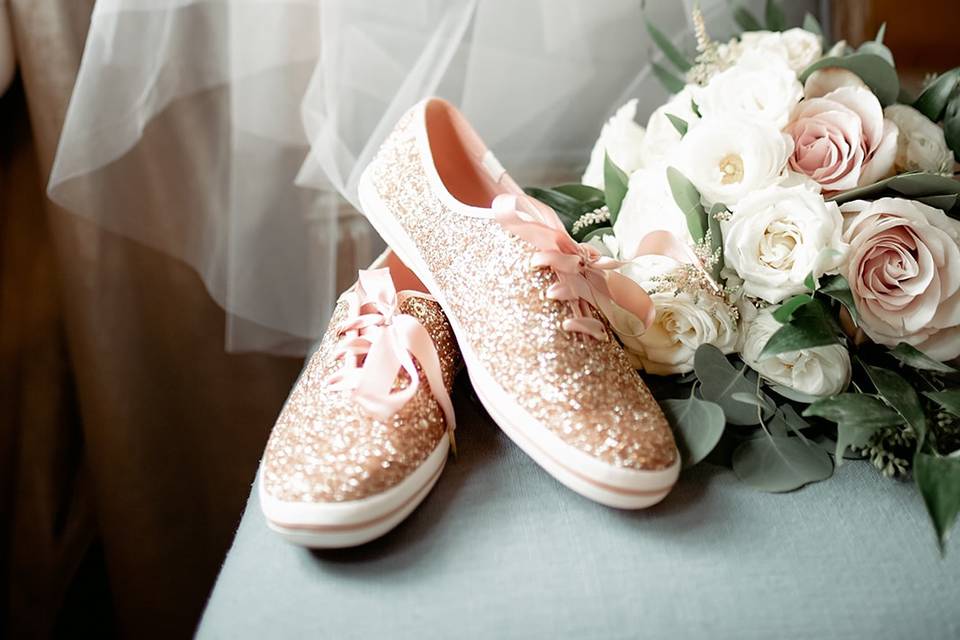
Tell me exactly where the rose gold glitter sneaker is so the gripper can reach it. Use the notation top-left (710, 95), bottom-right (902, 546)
top-left (259, 250), bottom-right (461, 547)
top-left (358, 99), bottom-right (680, 509)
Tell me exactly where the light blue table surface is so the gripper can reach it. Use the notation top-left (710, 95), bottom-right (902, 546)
top-left (198, 378), bottom-right (960, 639)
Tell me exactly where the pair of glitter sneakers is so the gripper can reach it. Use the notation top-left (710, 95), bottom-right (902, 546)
top-left (259, 99), bottom-right (680, 547)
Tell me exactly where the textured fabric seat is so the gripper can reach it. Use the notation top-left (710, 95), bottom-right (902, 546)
top-left (199, 377), bottom-right (960, 639)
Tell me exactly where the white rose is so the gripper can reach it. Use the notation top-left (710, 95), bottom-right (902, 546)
top-left (883, 104), bottom-right (955, 174)
top-left (613, 167), bottom-right (694, 258)
top-left (739, 28), bottom-right (822, 73)
top-left (694, 52), bottom-right (802, 128)
top-left (637, 85), bottom-right (699, 169)
top-left (724, 184), bottom-right (848, 303)
top-left (613, 257), bottom-right (739, 374)
top-left (675, 115), bottom-right (793, 206)
top-left (581, 99), bottom-right (645, 188)
top-left (741, 307), bottom-right (851, 396)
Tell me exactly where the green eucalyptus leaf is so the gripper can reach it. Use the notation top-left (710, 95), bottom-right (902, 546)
top-left (801, 12), bottom-right (823, 37)
top-left (943, 92), bottom-right (960, 162)
top-left (652, 60), bottom-right (686, 94)
top-left (666, 166), bottom-right (707, 242)
top-left (694, 345), bottom-right (773, 426)
top-left (768, 384), bottom-right (821, 404)
top-left (862, 364), bottom-right (926, 441)
top-left (829, 171), bottom-right (960, 204)
top-left (732, 436), bottom-right (833, 492)
top-left (890, 343), bottom-right (958, 374)
top-left (661, 394), bottom-right (726, 467)
top-left (804, 393), bottom-right (904, 462)
top-left (913, 68), bottom-right (960, 122)
top-left (579, 227), bottom-right (615, 244)
top-left (857, 40), bottom-right (894, 67)
top-left (665, 113), bottom-right (688, 137)
top-left (773, 294), bottom-right (815, 323)
top-left (804, 271), bottom-right (818, 291)
top-left (603, 153), bottom-right (629, 224)
top-left (813, 434), bottom-right (867, 460)
top-left (924, 390), bottom-right (960, 417)
top-left (760, 299), bottom-right (841, 358)
top-left (799, 53), bottom-right (899, 106)
top-left (732, 4), bottom-right (763, 32)
top-left (780, 404), bottom-right (813, 433)
top-left (915, 452), bottom-right (960, 552)
top-left (874, 22), bottom-right (886, 45)
top-left (819, 274), bottom-right (859, 324)
top-left (552, 183), bottom-right (605, 202)
top-left (645, 18), bottom-right (692, 72)
top-left (916, 194), bottom-right (960, 212)
top-left (764, 0), bottom-right (786, 31)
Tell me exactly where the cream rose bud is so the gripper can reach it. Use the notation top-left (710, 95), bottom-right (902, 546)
top-left (581, 99), bottom-right (645, 189)
top-left (786, 86), bottom-right (898, 191)
top-left (613, 257), bottom-right (739, 375)
top-left (675, 115), bottom-right (793, 207)
top-left (842, 198), bottom-right (960, 360)
top-left (724, 185), bottom-right (847, 303)
top-left (694, 53), bottom-right (802, 128)
top-left (741, 308), bottom-right (851, 397)
top-left (803, 67), bottom-right (867, 99)
top-left (739, 28), bottom-right (822, 72)
top-left (613, 167), bottom-right (694, 257)
top-left (638, 85), bottom-right (700, 170)
top-left (883, 104), bottom-right (955, 174)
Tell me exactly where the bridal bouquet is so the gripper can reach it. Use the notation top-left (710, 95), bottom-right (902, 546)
top-left (528, 5), bottom-right (960, 549)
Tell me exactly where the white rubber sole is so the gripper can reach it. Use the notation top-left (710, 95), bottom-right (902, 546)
top-left (358, 170), bottom-right (680, 509)
top-left (260, 435), bottom-right (449, 548)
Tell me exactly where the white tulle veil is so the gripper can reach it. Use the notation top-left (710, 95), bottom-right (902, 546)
top-left (47, 0), bottom-right (817, 354)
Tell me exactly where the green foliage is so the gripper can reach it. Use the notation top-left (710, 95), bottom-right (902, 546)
top-left (804, 394), bottom-right (904, 462)
top-left (666, 166), bottom-right (707, 243)
top-left (661, 390), bottom-right (726, 467)
top-left (764, 0), bottom-right (786, 31)
top-left (800, 53), bottom-right (900, 106)
top-left (890, 344), bottom-right (958, 374)
top-left (760, 299), bottom-right (842, 358)
top-left (915, 453), bottom-right (960, 552)
top-left (645, 18), bottom-right (692, 72)
top-left (652, 61), bottom-right (685, 94)
top-left (801, 13), bottom-right (823, 37)
top-left (818, 275), bottom-right (859, 324)
top-left (732, 435), bottom-right (833, 492)
top-left (730, 3), bottom-right (763, 32)
top-left (694, 345), bottom-right (775, 426)
top-left (603, 153), bottom-right (629, 224)
top-left (665, 113), bottom-right (688, 137)
top-left (925, 390), bottom-right (960, 418)
top-left (913, 68), bottom-right (960, 121)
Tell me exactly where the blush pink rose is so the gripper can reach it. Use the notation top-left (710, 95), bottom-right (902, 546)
top-left (841, 197), bottom-right (960, 361)
top-left (786, 86), bottom-right (898, 191)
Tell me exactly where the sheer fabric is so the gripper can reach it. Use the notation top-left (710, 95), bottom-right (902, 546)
top-left (48, 0), bottom-right (814, 354)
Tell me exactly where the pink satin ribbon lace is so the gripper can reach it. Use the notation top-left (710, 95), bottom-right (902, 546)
top-left (326, 269), bottom-right (456, 443)
top-left (493, 193), bottom-right (693, 341)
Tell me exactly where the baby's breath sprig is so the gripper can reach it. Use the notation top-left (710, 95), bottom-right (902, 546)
top-left (571, 205), bottom-right (611, 236)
